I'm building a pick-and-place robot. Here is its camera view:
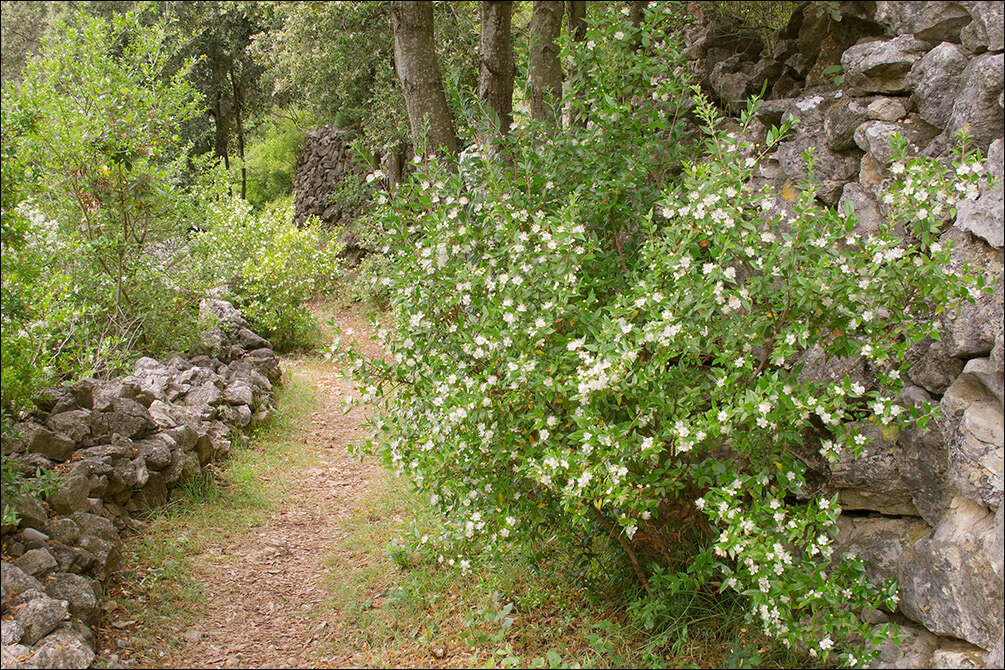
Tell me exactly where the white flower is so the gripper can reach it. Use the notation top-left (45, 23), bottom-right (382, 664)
top-left (695, 497), bottom-right (705, 510)
top-left (819, 637), bottom-right (834, 650)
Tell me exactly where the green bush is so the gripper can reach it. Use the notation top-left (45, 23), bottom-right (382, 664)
top-left (242, 110), bottom-right (308, 210)
top-left (193, 197), bottom-right (342, 351)
top-left (1, 8), bottom-right (210, 416)
top-left (335, 5), bottom-right (987, 666)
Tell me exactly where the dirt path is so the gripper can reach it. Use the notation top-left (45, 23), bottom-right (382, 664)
top-left (153, 308), bottom-right (385, 668)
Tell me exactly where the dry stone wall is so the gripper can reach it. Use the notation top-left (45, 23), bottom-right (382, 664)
top-left (292, 125), bottom-right (360, 229)
top-left (0, 300), bottom-right (282, 669)
top-left (689, 2), bottom-right (1003, 667)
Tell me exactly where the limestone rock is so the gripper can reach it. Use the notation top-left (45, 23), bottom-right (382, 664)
top-left (853, 118), bottom-right (939, 165)
top-left (939, 226), bottom-right (1004, 358)
top-left (27, 623), bottom-right (95, 669)
top-left (14, 548), bottom-right (57, 579)
top-left (865, 96), bottom-right (910, 121)
top-left (930, 638), bottom-right (989, 668)
top-left (91, 397), bottom-right (154, 440)
top-left (946, 399), bottom-right (1004, 509)
top-left (841, 36), bottom-right (930, 96)
top-left (869, 617), bottom-right (938, 668)
top-left (839, 181), bottom-right (884, 235)
top-left (26, 426), bottom-right (75, 463)
top-left (898, 496), bottom-right (1003, 650)
top-left (42, 573), bottom-right (100, 626)
top-left (133, 434), bottom-right (175, 471)
top-left (947, 52), bottom-right (1005, 152)
top-left (955, 139), bottom-right (1004, 249)
top-left (837, 515), bottom-right (931, 586)
top-left (825, 97), bottom-right (873, 151)
top-left (1, 562), bottom-right (44, 609)
top-left (44, 410), bottom-right (91, 445)
top-left (960, 1), bottom-right (1005, 52)
top-left (1, 620), bottom-right (24, 646)
top-left (14, 595), bottom-right (68, 645)
top-left (45, 518), bottom-right (80, 546)
top-left (906, 339), bottom-right (965, 395)
top-left (910, 42), bottom-right (969, 128)
top-left (874, 1), bottom-right (973, 42)
top-left (49, 472), bottom-right (92, 516)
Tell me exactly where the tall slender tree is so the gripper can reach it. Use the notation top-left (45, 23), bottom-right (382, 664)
top-left (527, 1), bottom-right (564, 125)
top-left (478, 1), bottom-right (514, 136)
top-left (389, 1), bottom-right (458, 156)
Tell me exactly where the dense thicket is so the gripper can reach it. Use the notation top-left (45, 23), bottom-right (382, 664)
top-left (3, 3), bottom-right (989, 667)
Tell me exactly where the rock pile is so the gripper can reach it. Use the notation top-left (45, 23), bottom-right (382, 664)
top-left (1, 299), bottom-right (281, 669)
top-left (689, 2), bottom-right (1003, 667)
top-left (292, 125), bottom-right (360, 229)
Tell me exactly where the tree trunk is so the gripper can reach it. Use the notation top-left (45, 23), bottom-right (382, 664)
top-left (212, 93), bottom-right (230, 171)
top-left (230, 65), bottom-right (246, 200)
top-left (629, 0), bottom-right (646, 27)
top-left (565, 0), bottom-right (587, 127)
top-left (528, 0), bottom-right (564, 125)
top-left (629, 0), bottom-right (647, 51)
top-left (389, 1), bottom-right (458, 156)
top-left (478, 1), bottom-right (514, 136)
top-left (567, 1), bottom-right (586, 40)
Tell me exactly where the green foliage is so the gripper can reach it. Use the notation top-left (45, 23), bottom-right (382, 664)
top-left (257, 1), bottom-right (478, 153)
top-left (1, 450), bottom-right (61, 528)
top-left (193, 198), bottom-right (343, 351)
top-left (335, 5), bottom-right (987, 667)
top-left (2, 8), bottom-right (214, 415)
top-left (242, 109), bottom-right (309, 209)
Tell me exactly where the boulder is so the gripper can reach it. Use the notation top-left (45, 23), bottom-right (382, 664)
top-left (910, 42), bottom-right (970, 128)
top-left (837, 516), bottom-right (932, 586)
top-left (14, 548), bottom-right (58, 579)
top-left (930, 638), bottom-right (990, 668)
top-left (906, 339), bottom-right (965, 395)
top-left (44, 410), bottom-right (91, 445)
top-left (13, 594), bottom-right (68, 645)
top-left (852, 118), bottom-right (939, 165)
top-left (870, 617), bottom-right (938, 668)
top-left (10, 495), bottom-right (49, 533)
top-left (874, 1), bottom-right (973, 42)
top-left (133, 434), bottom-right (175, 471)
top-left (70, 512), bottom-right (117, 542)
top-left (897, 496), bottom-right (1003, 650)
top-left (236, 327), bottom-right (270, 351)
top-left (960, 1), bottom-right (1005, 52)
top-left (45, 518), bottom-right (80, 546)
top-left (938, 226), bottom-right (1004, 358)
top-left (42, 573), bottom-right (99, 626)
top-left (91, 397), bottom-right (154, 440)
top-left (1, 562), bottom-right (44, 609)
top-left (27, 623), bottom-right (95, 669)
top-left (825, 97), bottom-right (873, 151)
top-left (26, 426), bottom-right (75, 463)
top-left (90, 379), bottom-right (122, 412)
top-left (955, 139), bottom-right (1004, 249)
top-left (946, 52), bottom-right (1005, 152)
top-left (865, 96), bottom-right (910, 121)
top-left (946, 398), bottom-right (1004, 509)
top-left (839, 181), bottom-right (884, 235)
top-left (48, 472), bottom-right (92, 516)
top-left (841, 36), bottom-right (930, 96)
top-left (1, 620), bottom-right (23, 646)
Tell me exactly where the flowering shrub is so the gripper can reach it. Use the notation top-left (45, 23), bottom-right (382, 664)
top-left (193, 198), bottom-right (342, 350)
top-left (334, 5), bottom-right (990, 667)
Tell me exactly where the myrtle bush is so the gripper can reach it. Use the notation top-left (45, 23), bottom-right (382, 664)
top-left (333, 4), bottom-right (993, 666)
top-left (193, 197), bottom-right (342, 351)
